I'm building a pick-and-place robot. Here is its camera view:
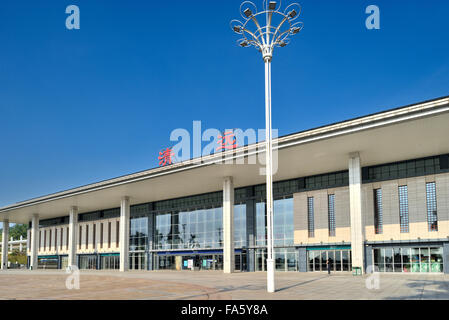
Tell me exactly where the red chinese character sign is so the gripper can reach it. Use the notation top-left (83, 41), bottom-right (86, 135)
top-left (216, 131), bottom-right (238, 152)
top-left (158, 147), bottom-right (175, 167)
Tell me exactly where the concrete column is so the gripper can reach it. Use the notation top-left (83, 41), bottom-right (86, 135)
top-left (444, 243), bottom-right (449, 275)
top-left (298, 247), bottom-right (307, 272)
top-left (223, 177), bottom-right (235, 274)
top-left (1, 220), bottom-right (9, 270)
top-left (365, 245), bottom-right (373, 273)
top-left (68, 206), bottom-right (78, 268)
top-left (119, 197), bottom-right (130, 272)
top-left (19, 235), bottom-right (23, 252)
top-left (349, 152), bottom-right (365, 274)
top-left (30, 214), bottom-right (39, 270)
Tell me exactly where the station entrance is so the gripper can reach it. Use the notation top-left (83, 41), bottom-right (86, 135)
top-left (155, 250), bottom-right (246, 271)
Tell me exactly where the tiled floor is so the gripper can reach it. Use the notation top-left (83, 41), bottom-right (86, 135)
top-left (0, 270), bottom-right (448, 300)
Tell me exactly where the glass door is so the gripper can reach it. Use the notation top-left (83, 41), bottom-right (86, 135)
top-left (255, 249), bottom-right (267, 271)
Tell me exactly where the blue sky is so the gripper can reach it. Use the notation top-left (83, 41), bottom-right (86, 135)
top-left (0, 0), bottom-right (448, 210)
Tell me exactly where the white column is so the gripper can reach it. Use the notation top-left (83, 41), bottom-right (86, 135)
top-left (349, 152), bottom-right (365, 274)
top-left (68, 206), bottom-right (78, 268)
top-left (30, 214), bottom-right (39, 270)
top-left (1, 220), bottom-right (9, 270)
top-left (223, 177), bottom-right (235, 274)
top-left (19, 235), bottom-right (23, 252)
top-left (119, 197), bottom-right (130, 272)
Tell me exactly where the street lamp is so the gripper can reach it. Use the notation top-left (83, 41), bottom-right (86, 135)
top-left (230, 0), bottom-right (303, 293)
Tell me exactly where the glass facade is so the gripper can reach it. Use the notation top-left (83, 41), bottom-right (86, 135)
top-left (255, 198), bottom-right (294, 247)
top-left (373, 247), bottom-right (443, 273)
top-left (363, 156), bottom-right (447, 183)
top-left (328, 194), bottom-right (336, 237)
top-left (79, 255), bottom-right (97, 270)
top-left (426, 182), bottom-right (438, 232)
top-left (255, 248), bottom-right (298, 272)
top-left (101, 254), bottom-right (120, 270)
top-left (130, 217), bottom-right (148, 251)
top-left (398, 186), bottom-right (409, 233)
top-left (60, 256), bottom-right (68, 270)
top-left (255, 202), bottom-right (266, 247)
top-left (155, 253), bottom-right (225, 271)
top-left (373, 189), bottom-right (383, 234)
top-left (308, 249), bottom-right (352, 272)
top-left (37, 256), bottom-right (58, 270)
top-left (234, 204), bottom-right (247, 248)
top-left (129, 252), bottom-right (147, 270)
top-left (155, 207), bottom-right (223, 250)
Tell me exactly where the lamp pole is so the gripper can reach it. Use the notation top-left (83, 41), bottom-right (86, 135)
top-left (231, 0), bottom-right (303, 293)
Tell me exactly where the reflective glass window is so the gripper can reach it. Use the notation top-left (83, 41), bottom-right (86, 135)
top-left (426, 182), bottom-right (438, 232)
top-left (398, 186), bottom-right (409, 233)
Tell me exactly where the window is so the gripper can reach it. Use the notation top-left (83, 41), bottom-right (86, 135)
top-left (49, 229), bottom-right (52, 250)
top-left (155, 207), bottom-right (224, 250)
top-left (79, 225), bottom-right (82, 249)
top-left (307, 249), bottom-right (352, 272)
top-left (398, 186), bottom-right (409, 233)
top-left (44, 230), bottom-right (47, 251)
top-left (364, 155), bottom-right (446, 183)
top-left (93, 224), bottom-right (96, 250)
top-left (307, 197), bottom-right (315, 238)
top-left (328, 194), bottom-right (336, 237)
top-left (108, 222), bottom-right (111, 249)
top-left (130, 217), bottom-right (149, 252)
top-left (100, 223), bottom-right (104, 249)
top-left (79, 255), bottom-right (97, 270)
top-left (116, 221), bottom-right (120, 246)
top-left (66, 227), bottom-right (69, 250)
top-left (60, 228), bottom-right (63, 250)
top-left (373, 189), bottom-right (383, 234)
top-left (85, 225), bottom-right (89, 249)
top-left (374, 247), bottom-right (444, 273)
top-left (254, 198), bottom-right (293, 247)
top-left (234, 204), bottom-right (247, 248)
top-left (426, 182), bottom-right (438, 232)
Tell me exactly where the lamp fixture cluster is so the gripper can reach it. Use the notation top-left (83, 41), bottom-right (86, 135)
top-left (230, 0), bottom-right (304, 61)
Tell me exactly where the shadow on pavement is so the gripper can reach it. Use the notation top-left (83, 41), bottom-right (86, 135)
top-left (385, 279), bottom-right (449, 300)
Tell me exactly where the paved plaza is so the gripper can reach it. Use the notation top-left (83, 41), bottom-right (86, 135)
top-left (0, 270), bottom-right (448, 300)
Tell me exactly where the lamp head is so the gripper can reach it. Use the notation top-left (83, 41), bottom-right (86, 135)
top-left (288, 9), bottom-right (297, 18)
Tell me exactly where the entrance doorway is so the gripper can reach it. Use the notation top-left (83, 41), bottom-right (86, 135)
top-left (129, 252), bottom-right (147, 270)
top-left (156, 253), bottom-right (224, 271)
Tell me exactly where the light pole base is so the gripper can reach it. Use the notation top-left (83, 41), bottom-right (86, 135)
top-left (267, 258), bottom-right (275, 293)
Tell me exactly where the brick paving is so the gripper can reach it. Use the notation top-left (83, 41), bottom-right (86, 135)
top-left (0, 270), bottom-right (448, 300)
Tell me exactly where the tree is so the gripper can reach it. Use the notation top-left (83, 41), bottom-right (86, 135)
top-left (0, 224), bottom-right (28, 241)
top-left (9, 224), bottom-right (27, 240)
